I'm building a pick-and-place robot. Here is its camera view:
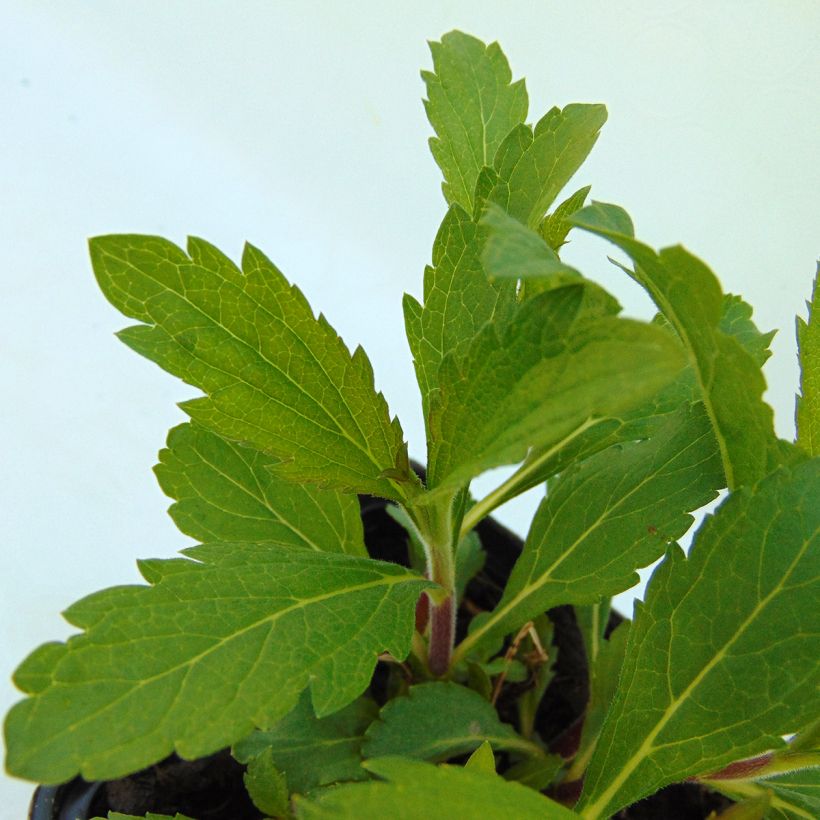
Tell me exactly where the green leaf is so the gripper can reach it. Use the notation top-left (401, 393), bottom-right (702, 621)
top-left (473, 287), bottom-right (781, 517)
top-left (465, 740), bottom-right (496, 774)
top-left (570, 622), bottom-right (630, 781)
top-left (155, 423), bottom-right (365, 555)
top-left (454, 530), bottom-right (485, 603)
top-left (487, 104), bottom-right (607, 229)
top-left (570, 202), bottom-right (781, 488)
top-left (711, 768), bottom-right (820, 820)
top-left (503, 755), bottom-right (564, 791)
top-left (403, 206), bottom-right (516, 419)
top-left (363, 682), bottom-right (542, 761)
top-left (720, 294), bottom-right (775, 368)
top-left (578, 460), bottom-right (820, 819)
top-left (481, 203), bottom-right (579, 281)
top-left (4, 545), bottom-right (431, 784)
top-left (295, 757), bottom-right (581, 819)
top-left (426, 285), bottom-right (686, 491)
top-left (423, 30), bottom-right (528, 213)
top-left (541, 185), bottom-right (592, 250)
top-left (454, 402), bottom-right (722, 660)
top-left (480, 203), bottom-right (621, 314)
top-left (89, 235), bottom-right (411, 501)
top-left (797, 265), bottom-right (820, 456)
top-left (233, 691), bottom-right (377, 794)
top-left (244, 748), bottom-right (290, 817)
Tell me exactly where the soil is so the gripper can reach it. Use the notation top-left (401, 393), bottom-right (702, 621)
top-left (34, 488), bottom-right (731, 819)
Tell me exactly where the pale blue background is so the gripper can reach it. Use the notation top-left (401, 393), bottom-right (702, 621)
top-left (2, 1), bottom-right (818, 812)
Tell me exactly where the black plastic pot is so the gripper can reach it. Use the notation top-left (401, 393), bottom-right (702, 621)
top-left (28, 487), bottom-right (730, 819)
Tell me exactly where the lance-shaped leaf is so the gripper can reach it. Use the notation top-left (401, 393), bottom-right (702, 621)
top-left (155, 422), bottom-right (365, 555)
top-left (4, 545), bottom-right (431, 784)
top-left (541, 185), bottom-right (592, 251)
top-left (296, 757), bottom-right (581, 819)
top-left (481, 203), bottom-right (620, 314)
top-left (570, 202), bottom-right (781, 488)
top-left (485, 104), bottom-right (607, 229)
top-left (426, 284), bottom-right (685, 491)
top-left (90, 235), bottom-right (410, 500)
top-left (403, 206), bottom-right (516, 418)
top-left (709, 768), bottom-right (820, 820)
top-left (363, 682), bottom-right (542, 761)
top-left (578, 460), bottom-right (820, 819)
top-left (233, 691), bottom-right (377, 794)
top-left (454, 403), bottom-right (722, 661)
top-left (797, 265), bottom-right (820, 456)
top-left (423, 30), bottom-right (528, 213)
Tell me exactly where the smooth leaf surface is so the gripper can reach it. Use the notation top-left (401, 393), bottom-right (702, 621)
top-left (296, 757), bottom-right (580, 819)
top-left (571, 202), bottom-right (780, 488)
top-left (579, 460), bottom-right (820, 819)
top-left (465, 740), bottom-right (496, 774)
top-left (426, 285), bottom-right (686, 490)
top-left (244, 747), bottom-right (290, 817)
top-left (233, 691), bottom-right (377, 794)
top-left (797, 266), bottom-right (820, 456)
top-left (363, 682), bottom-right (542, 761)
top-left (404, 205), bottom-right (516, 419)
top-left (90, 235), bottom-right (410, 500)
top-left (487, 104), bottom-right (607, 229)
top-left (481, 203), bottom-right (578, 281)
top-left (455, 403), bottom-right (722, 660)
top-left (4, 545), bottom-right (430, 784)
top-left (155, 423), bottom-right (365, 555)
top-left (423, 30), bottom-right (528, 213)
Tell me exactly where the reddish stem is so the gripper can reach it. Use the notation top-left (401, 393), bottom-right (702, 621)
top-left (428, 595), bottom-right (454, 677)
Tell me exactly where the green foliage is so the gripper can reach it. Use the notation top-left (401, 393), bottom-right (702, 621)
top-left (797, 265), bottom-right (820, 455)
top-left (244, 748), bottom-right (291, 817)
top-left (4, 546), bottom-right (430, 783)
top-left (90, 235), bottom-right (413, 501)
top-left (295, 757), bottom-right (580, 819)
top-left (570, 201), bottom-right (782, 489)
top-left (578, 460), bottom-right (820, 817)
top-left (156, 422), bottom-right (365, 554)
top-left (4, 26), bottom-right (818, 820)
top-left (233, 691), bottom-right (376, 794)
top-left (423, 30), bottom-right (528, 213)
top-left (363, 682), bottom-right (542, 761)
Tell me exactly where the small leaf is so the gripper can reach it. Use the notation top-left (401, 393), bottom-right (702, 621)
top-left (244, 748), bottom-right (290, 818)
top-left (426, 285), bottom-right (686, 491)
top-left (233, 691), bottom-right (377, 794)
top-left (578, 460), bottom-right (820, 818)
top-left (797, 265), bottom-right (820, 456)
top-left (456, 403), bottom-right (722, 659)
top-left (295, 756), bottom-right (581, 819)
top-left (481, 203), bottom-right (579, 280)
top-left (90, 235), bottom-right (410, 500)
top-left (155, 423), bottom-right (365, 555)
top-left (465, 740), bottom-right (496, 773)
top-left (571, 202), bottom-right (781, 488)
top-left (541, 185), bottom-right (592, 250)
top-left (488, 105), bottom-right (608, 229)
top-left (4, 545), bottom-right (431, 784)
top-left (423, 30), bottom-right (528, 213)
top-left (363, 682), bottom-right (542, 761)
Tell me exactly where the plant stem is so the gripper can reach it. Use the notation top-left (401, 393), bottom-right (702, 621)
top-left (405, 497), bottom-right (457, 677)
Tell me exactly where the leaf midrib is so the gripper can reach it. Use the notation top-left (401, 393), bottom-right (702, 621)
top-left (580, 516), bottom-right (817, 819)
top-left (20, 571), bottom-right (421, 767)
